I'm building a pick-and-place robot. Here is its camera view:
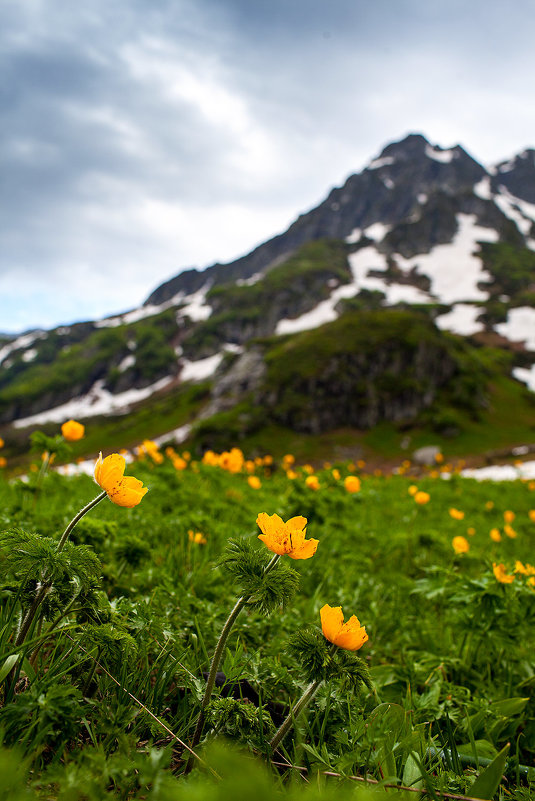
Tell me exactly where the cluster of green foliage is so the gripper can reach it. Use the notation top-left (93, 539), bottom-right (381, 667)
top-left (478, 242), bottom-right (535, 301)
top-left (0, 449), bottom-right (534, 798)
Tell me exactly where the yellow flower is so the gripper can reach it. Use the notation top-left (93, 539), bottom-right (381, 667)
top-left (493, 562), bottom-right (515, 584)
top-left (485, 501), bottom-right (494, 510)
top-left (449, 508), bottom-right (465, 520)
top-left (188, 530), bottom-right (207, 545)
top-left (61, 419), bottom-right (85, 441)
top-left (332, 468), bottom-right (341, 480)
top-left (94, 452), bottom-right (148, 507)
top-left (320, 604), bottom-right (368, 651)
top-left (256, 513), bottom-right (318, 560)
top-left (504, 510), bottom-right (515, 523)
top-left (414, 491), bottom-right (430, 505)
top-left (452, 536), bottom-right (469, 554)
top-left (202, 450), bottom-right (219, 466)
top-left (466, 527), bottom-right (476, 536)
top-left (286, 470), bottom-right (297, 480)
top-left (489, 528), bottom-right (502, 542)
top-left (219, 448), bottom-right (244, 473)
top-left (515, 560), bottom-right (535, 576)
top-left (172, 456), bottom-right (187, 470)
top-left (344, 475), bottom-right (361, 493)
top-left (504, 524), bottom-right (517, 538)
top-left (305, 475), bottom-right (320, 491)
top-left (528, 510), bottom-right (535, 523)
top-left (248, 475), bottom-right (261, 489)
top-left (282, 453), bottom-right (295, 467)
top-left (408, 485), bottom-right (418, 496)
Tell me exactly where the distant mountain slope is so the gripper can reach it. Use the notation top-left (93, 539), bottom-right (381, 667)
top-left (1, 133), bottom-right (534, 457)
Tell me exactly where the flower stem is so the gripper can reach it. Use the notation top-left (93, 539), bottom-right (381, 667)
top-left (269, 679), bottom-right (322, 754)
top-left (56, 491), bottom-right (107, 552)
top-left (15, 491), bottom-right (107, 650)
top-left (185, 552), bottom-right (280, 772)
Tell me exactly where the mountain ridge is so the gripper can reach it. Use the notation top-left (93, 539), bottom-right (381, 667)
top-left (2, 132), bottom-right (535, 465)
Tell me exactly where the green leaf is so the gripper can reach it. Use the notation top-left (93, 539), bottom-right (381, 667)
top-left (469, 742), bottom-right (510, 800)
top-left (490, 697), bottom-right (529, 717)
top-left (0, 654), bottom-right (20, 683)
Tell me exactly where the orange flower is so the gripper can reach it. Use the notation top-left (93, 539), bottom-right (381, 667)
top-left (248, 475), bottom-right (261, 489)
top-left (485, 501), bottom-right (494, 510)
top-left (504, 510), bottom-right (515, 523)
top-left (320, 604), bottom-right (368, 651)
top-left (504, 524), bottom-right (517, 538)
top-left (0, 437), bottom-right (4, 448)
top-left (94, 452), bottom-right (148, 507)
top-left (219, 448), bottom-right (244, 473)
top-left (344, 475), bottom-right (361, 493)
top-left (332, 468), bottom-right (341, 480)
top-left (449, 507), bottom-right (465, 520)
top-left (489, 528), bottom-right (502, 542)
top-left (452, 536), bottom-right (469, 554)
top-left (188, 530), bottom-right (207, 545)
top-left (0, 456), bottom-right (6, 468)
top-left (305, 475), bottom-right (320, 491)
top-left (493, 562), bottom-right (515, 584)
top-left (61, 419), bottom-right (85, 441)
top-left (414, 491), bottom-right (430, 505)
top-left (256, 513), bottom-right (318, 560)
top-left (528, 510), bottom-right (535, 523)
top-left (466, 527), bottom-right (476, 536)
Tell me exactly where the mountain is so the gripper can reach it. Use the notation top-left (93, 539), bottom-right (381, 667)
top-left (2, 133), bottom-right (535, 463)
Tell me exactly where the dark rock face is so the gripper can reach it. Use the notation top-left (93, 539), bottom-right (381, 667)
top-left (261, 338), bottom-right (459, 434)
top-left (492, 150), bottom-right (535, 203)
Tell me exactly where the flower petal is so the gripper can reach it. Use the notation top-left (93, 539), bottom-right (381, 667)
top-left (108, 476), bottom-right (148, 507)
top-left (320, 604), bottom-right (344, 643)
top-left (290, 537), bottom-right (319, 560)
top-left (95, 453), bottom-right (126, 492)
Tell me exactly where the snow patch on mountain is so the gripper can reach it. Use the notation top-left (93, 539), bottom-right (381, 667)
top-left (14, 376), bottom-right (176, 427)
top-left (513, 364), bottom-right (535, 391)
top-left (494, 187), bottom-right (534, 236)
top-left (364, 222), bottom-right (390, 241)
top-left (473, 177), bottom-right (493, 200)
top-left (435, 304), bottom-right (483, 336)
top-left (396, 214), bottom-right (497, 303)
top-left (425, 144), bottom-right (456, 163)
top-left (368, 156), bottom-right (395, 169)
top-left (0, 331), bottom-right (45, 366)
top-left (276, 283), bottom-right (358, 335)
top-left (180, 353), bottom-right (223, 382)
top-left (496, 307), bottom-right (535, 351)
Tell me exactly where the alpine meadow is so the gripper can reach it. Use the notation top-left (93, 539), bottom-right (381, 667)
top-left (1, 134), bottom-right (535, 800)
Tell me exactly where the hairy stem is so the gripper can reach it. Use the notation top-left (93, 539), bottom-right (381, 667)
top-left (15, 491), bottom-right (107, 650)
top-left (269, 679), bottom-right (322, 754)
top-left (185, 552), bottom-right (280, 772)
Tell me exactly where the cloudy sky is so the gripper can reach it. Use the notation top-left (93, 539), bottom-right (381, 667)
top-left (2, 0), bottom-right (535, 334)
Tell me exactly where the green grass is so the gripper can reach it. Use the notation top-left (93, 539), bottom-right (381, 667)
top-left (0, 436), bottom-right (534, 799)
